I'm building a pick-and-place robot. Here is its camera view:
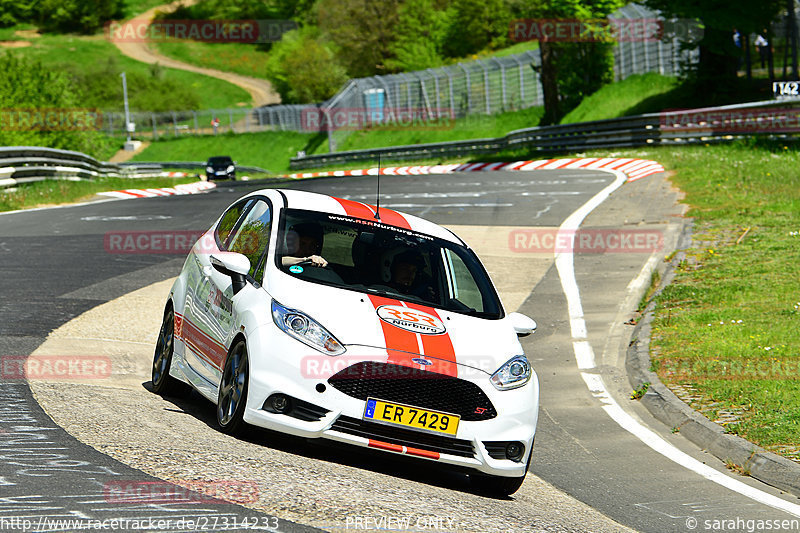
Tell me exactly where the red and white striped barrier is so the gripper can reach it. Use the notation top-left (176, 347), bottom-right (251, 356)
top-left (281, 157), bottom-right (664, 182)
top-left (98, 180), bottom-right (216, 199)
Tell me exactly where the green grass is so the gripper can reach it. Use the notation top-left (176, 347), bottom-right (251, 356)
top-left (154, 40), bottom-right (271, 79)
top-left (630, 140), bottom-right (800, 459)
top-left (131, 130), bottom-right (321, 173)
top-left (560, 73), bottom-right (680, 124)
top-left (0, 175), bottom-right (202, 212)
top-left (128, 107), bottom-right (543, 173)
top-left (122, 0), bottom-right (170, 18)
top-left (5, 32), bottom-right (251, 111)
top-left (334, 107), bottom-right (543, 153)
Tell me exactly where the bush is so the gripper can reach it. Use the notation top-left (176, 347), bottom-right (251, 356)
top-left (264, 28), bottom-right (348, 104)
top-left (0, 53), bottom-right (117, 157)
top-left (64, 56), bottom-right (201, 112)
top-left (37, 0), bottom-right (124, 34)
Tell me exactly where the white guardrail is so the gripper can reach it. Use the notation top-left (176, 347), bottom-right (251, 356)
top-left (0, 147), bottom-right (270, 188)
top-left (3, 98), bottom-right (799, 186)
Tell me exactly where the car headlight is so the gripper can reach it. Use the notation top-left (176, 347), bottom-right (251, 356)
top-left (271, 300), bottom-right (345, 356)
top-left (490, 355), bottom-right (531, 390)
top-left (226, 165), bottom-right (235, 173)
top-left (206, 166), bottom-right (213, 172)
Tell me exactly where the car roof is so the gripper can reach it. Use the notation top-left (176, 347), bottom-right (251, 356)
top-left (250, 188), bottom-right (464, 245)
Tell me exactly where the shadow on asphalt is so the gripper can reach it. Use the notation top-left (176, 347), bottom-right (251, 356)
top-left (140, 379), bottom-right (518, 501)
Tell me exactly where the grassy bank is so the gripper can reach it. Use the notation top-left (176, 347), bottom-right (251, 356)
top-left (635, 141), bottom-right (800, 463)
top-left (560, 73), bottom-right (679, 124)
top-left (334, 107), bottom-right (543, 153)
top-left (0, 175), bottom-right (202, 212)
top-left (3, 31), bottom-right (251, 111)
top-left (130, 130), bottom-right (321, 173)
top-left (155, 40), bottom-right (271, 79)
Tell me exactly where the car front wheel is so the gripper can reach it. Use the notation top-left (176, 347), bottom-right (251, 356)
top-left (152, 306), bottom-right (181, 396)
top-left (217, 339), bottom-right (249, 436)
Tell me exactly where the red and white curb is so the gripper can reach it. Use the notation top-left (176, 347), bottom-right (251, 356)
top-left (98, 180), bottom-right (216, 199)
top-left (281, 157), bottom-right (665, 183)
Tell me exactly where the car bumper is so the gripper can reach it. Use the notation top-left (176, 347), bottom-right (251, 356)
top-left (242, 338), bottom-right (539, 478)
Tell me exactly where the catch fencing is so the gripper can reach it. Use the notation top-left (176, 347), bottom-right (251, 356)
top-left (97, 3), bottom-right (696, 152)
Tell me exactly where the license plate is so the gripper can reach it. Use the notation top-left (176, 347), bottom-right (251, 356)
top-left (363, 398), bottom-right (459, 436)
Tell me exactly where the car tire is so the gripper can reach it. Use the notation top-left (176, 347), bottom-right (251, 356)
top-left (217, 339), bottom-right (249, 436)
top-left (151, 306), bottom-right (183, 396)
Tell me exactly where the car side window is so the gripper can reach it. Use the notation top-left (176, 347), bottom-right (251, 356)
top-left (216, 200), bottom-right (251, 249)
top-left (227, 199), bottom-right (272, 279)
top-left (442, 248), bottom-right (485, 312)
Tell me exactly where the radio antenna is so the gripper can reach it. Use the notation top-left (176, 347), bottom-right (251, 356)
top-left (374, 153), bottom-right (382, 220)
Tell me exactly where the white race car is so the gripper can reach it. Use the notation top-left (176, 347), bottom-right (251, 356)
top-left (152, 188), bottom-right (540, 495)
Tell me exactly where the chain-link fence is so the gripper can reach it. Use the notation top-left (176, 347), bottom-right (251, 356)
top-left (101, 3), bottom-right (699, 152)
top-left (612, 3), bottom-right (700, 80)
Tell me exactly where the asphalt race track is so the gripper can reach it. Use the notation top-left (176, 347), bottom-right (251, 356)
top-left (2, 170), bottom-right (800, 532)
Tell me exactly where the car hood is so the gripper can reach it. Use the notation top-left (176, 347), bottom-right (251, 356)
top-left (268, 278), bottom-right (522, 378)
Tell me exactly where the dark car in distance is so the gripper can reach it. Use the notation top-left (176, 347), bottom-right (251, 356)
top-left (206, 156), bottom-right (236, 181)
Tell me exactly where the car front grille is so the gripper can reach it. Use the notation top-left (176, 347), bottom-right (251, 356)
top-left (331, 415), bottom-right (475, 458)
top-left (327, 361), bottom-right (497, 421)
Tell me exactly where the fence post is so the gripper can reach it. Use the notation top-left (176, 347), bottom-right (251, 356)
top-left (229, 108), bottom-right (234, 133)
top-left (457, 63), bottom-right (471, 114)
top-left (193, 111), bottom-right (199, 135)
top-left (152, 114), bottom-right (157, 140)
top-left (427, 69), bottom-right (441, 116)
top-left (477, 59), bottom-right (490, 114)
top-left (172, 112), bottom-right (178, 137)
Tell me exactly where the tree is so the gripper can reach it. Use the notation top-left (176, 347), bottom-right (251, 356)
top-left (37, 0), bottom-right (124, 34)
top-left (644, 0), bottom-right (784, 89)
top-left (442, 0), bottom-right (511, 58)
top-left (386, 0), bottom-right (452, 71)
top-left (0, 53), bottom-right (110, 155)
top-left (317, 0), bottom-right (401, 77)
top-left (0, 0), bottom-right (37, 27)
top-left (264, 28), bottom-right (348, 103)
top-left (509, 0), bottom-right (625, 125)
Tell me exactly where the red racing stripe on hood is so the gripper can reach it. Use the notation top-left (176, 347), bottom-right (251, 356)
top-left (333, 197), bottom-right (412, 230)
top-left (367, 294), bottom-right (457, 377)
top-left (333, 197), bottom-right (376, 220)
top-left (404, 302), bottom-right (458, 376)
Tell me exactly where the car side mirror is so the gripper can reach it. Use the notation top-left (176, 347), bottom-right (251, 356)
top-left (210, 253), bottom-right (250, 295)
top-left (508, 312), bottom-right (537, 337)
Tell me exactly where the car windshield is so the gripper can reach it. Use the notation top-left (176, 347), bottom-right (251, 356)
top-left (276, 208), bottom-right (503, 319)
top-left (209, 157), bottom-right (232, 165)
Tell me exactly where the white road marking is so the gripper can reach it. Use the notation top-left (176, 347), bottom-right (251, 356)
top-left (555, 170), bottom-right (800, 517)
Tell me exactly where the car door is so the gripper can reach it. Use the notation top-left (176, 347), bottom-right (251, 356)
top-left (182, 198), bottom-right (254, 384)
top-left (203, 198), bottom-right (273, 385)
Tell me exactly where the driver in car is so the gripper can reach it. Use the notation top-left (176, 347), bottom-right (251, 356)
top-left (388, 250), bottom-right (436, 302)
top-left (282, 222), bottom-right (328, 268)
